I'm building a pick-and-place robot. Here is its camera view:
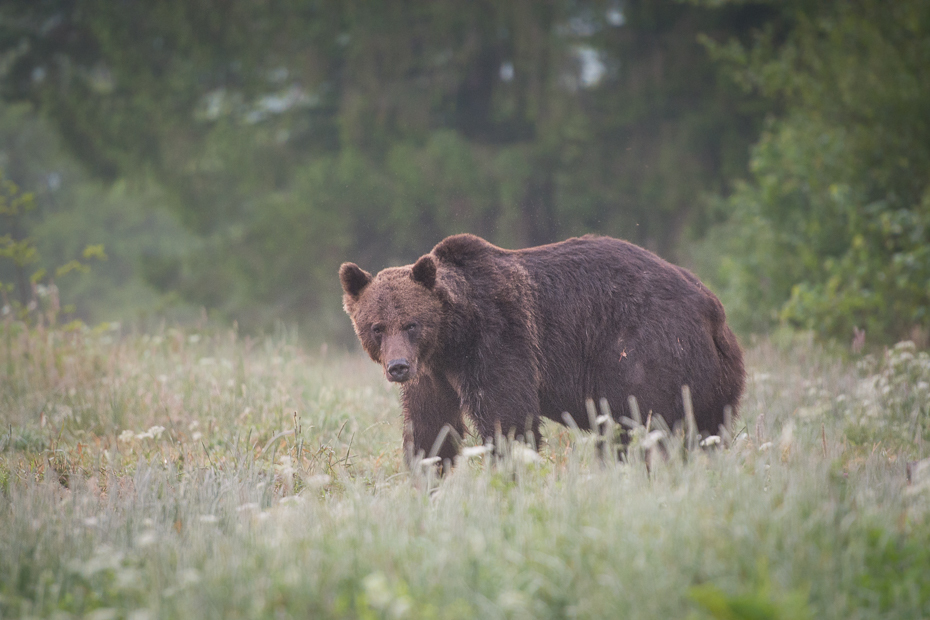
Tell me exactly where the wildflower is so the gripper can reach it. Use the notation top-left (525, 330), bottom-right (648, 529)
top-left (275, 455), bottom-right (295, 476)
top-left (511, 443), bottom-right (543, 464)
top-left (118, 430), bottom-right (136, 442)
top-left (136, 530), bottom-right (159, 547)
top-left (303, 474), bottom-right (331, 489)
top-left (179, 568), bottom-right (201, 586)
top-left (363, 572), bottom-right (393, 609)
top-left (699, 435), bottom-right (721, 447)
top-left (417, 456), bottom-right (442, 468)
top-left (136, 426), bottom-right (166, 440)
top-left (641, 430), bottom-right (666, 451)
top-left (460, 445), bottom-right (492, 459)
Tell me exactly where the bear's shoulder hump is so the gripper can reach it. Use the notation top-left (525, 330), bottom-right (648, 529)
top-left (432, 234), bottom-right (497, 266)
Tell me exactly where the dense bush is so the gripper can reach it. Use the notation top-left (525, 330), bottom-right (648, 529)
top-left (703, 0), bottom-right (930, 343)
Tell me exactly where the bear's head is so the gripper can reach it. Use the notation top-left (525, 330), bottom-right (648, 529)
top-left (339, 255), bottom-right (442, 384)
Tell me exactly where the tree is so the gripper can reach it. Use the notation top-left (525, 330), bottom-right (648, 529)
top-left (701, 0), bottom-right (930, 343)
top-left (1, 1), bottom-right (776, 333)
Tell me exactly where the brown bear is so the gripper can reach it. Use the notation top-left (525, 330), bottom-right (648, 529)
top-left (340, 234), bottom-right (744, 465)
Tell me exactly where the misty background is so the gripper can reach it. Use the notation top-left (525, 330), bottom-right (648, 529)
top-left (0, 0), bottom-right (927, 346)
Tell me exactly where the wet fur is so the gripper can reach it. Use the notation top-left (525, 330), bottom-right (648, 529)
top-left (341, 234), bottom-right (745, 465)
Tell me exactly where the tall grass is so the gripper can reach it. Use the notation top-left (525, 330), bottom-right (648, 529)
top-left (1, 323), bottom-right (928, 619)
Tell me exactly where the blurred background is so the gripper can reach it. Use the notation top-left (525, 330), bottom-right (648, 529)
top-left (0, 0), bottom-right (927, 346)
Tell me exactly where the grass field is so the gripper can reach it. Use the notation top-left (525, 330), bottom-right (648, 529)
top-left (1, 322), bottom-right (929, 619)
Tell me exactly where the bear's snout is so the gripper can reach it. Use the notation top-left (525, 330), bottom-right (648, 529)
top-left (386, 358), bottom-right (411, 382)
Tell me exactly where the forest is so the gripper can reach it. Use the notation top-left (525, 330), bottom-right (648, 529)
top-left (1, 0), bottom-right (928, 344)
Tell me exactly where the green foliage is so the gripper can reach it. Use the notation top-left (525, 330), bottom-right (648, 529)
top-left (701, 0), bottom-right (930, 343)
top-left (857, 526), bottom-right (930, 615)
top-left (690, 577), bottom-right (813, 620)
top-left (846, 342), bottom-right (930, 446)
top-left (0, 166), bottom-right (115, 325)
top-left (0, 1), bottom-right (773, 333)
top-left (0, 168), bottom-right (38, 301)
top-left (0, 100), bottom-right (201, 326)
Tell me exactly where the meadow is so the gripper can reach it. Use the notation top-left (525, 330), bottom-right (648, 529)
top-left (1, 321), bottom-right (929, 619)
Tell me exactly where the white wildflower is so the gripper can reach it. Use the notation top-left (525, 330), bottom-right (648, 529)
top-left (136, 425), bottom-right (165, 440)
top-left (460, 445), bottom-right (493, 459)
top-left (179, 568), bottom-right (201, 586)
top-left (362, 572), bottom-right (393, 609)
top-left (136, 530), bottom-right (159, 547)
top-left (641, 430), bottom-right (667, 450)
top-left (302, 474), bottom-right (331, 489)
top-left (417, 456), bottom-right (442, 468)
top-left (275, 455), bottom-right (295, 476)
top-left (511, 443), bottom-right (543, 464)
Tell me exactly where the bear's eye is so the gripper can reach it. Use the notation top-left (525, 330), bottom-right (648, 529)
top-left (371, 324), bottom-right (384, 336)
top-left (403, 322), bottom-right (418, 332)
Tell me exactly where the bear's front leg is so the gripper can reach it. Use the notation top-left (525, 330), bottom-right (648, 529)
top-left (401, 372), bottom-right (466, 468)
top-left (459, 362), bottom-right (541, 450)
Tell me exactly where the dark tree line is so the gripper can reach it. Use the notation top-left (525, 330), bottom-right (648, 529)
top-left (1, 0), bottom-right (927, 344)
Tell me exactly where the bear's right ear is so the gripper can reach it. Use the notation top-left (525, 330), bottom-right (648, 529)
top-left (411, 255), bottom-right (437, 289)
top-left (340, 263), bottom-right (373, 299)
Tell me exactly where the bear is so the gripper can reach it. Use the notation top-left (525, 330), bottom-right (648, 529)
top-left (339, 233), bottom-right (744, 466)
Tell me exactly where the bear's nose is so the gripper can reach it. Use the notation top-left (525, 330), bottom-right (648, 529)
top-left (386, 359), bottom-right (410, 382)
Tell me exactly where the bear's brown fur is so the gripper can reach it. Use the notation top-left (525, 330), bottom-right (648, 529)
top-left (340, 234), bottom-right (744, 465)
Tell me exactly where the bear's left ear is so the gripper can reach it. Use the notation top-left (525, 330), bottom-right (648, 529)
top-left (411, 255), bottom-right (437, 289)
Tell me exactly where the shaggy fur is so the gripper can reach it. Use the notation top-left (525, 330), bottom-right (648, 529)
top-left (340, 234), bottom-right (745, 464)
